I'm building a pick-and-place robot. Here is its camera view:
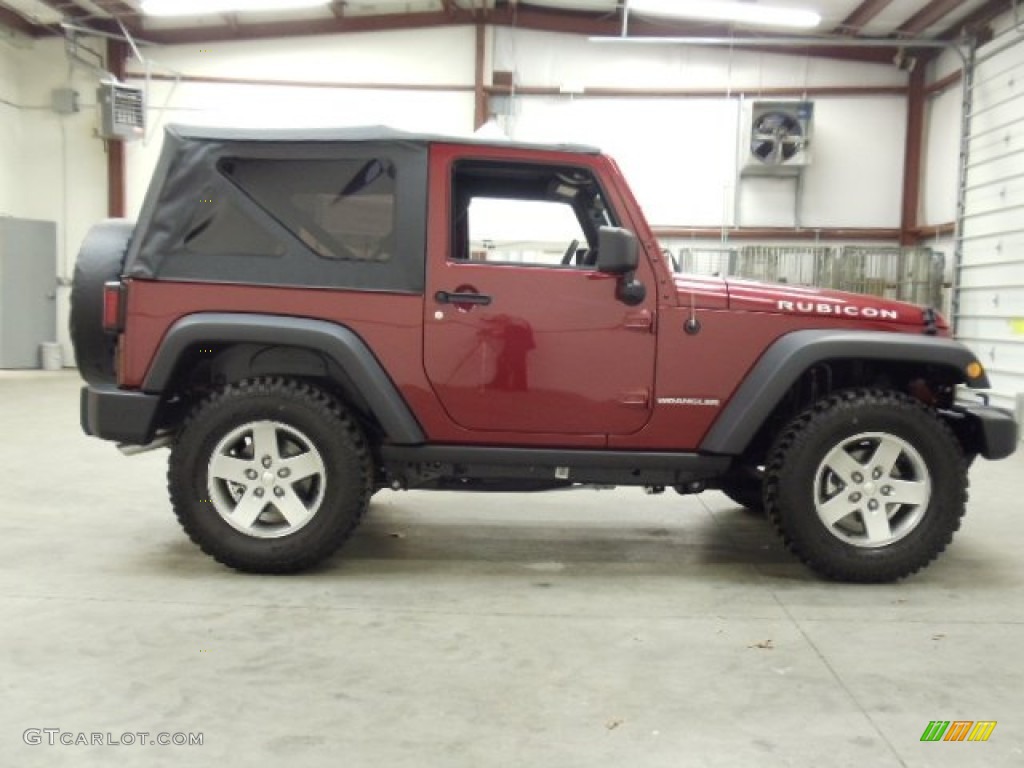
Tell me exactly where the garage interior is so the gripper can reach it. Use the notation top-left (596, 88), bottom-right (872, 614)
top-left (1, 1), bottom-right (1023, 766)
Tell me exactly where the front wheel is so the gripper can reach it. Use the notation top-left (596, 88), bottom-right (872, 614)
top-left (764, 389), bottom-right (967, 582)
top-left (168, 378), bottom-right (372, 573)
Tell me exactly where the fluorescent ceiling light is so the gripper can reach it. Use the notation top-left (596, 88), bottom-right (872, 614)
top-left (141, 0), bottom-right (330, 17)
top-left (629, 0), bottom-right (821, 30)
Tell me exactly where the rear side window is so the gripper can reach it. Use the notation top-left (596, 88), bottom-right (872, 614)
top-left (184, 197), bottom-right (285, 258)
top-left (219, 157), bottom-right (397, 262)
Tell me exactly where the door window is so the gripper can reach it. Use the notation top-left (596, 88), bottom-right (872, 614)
top-left (453, 161), bottom-right (615, 267)
top-left (467, 198), bottom-right (585, 266)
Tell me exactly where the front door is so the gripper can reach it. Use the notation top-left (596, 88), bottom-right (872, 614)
top-left (423, 154), bottom-right (656, 437)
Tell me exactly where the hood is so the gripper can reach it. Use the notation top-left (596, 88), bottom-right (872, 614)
top-left (672, 275), bottom-right (947, 331)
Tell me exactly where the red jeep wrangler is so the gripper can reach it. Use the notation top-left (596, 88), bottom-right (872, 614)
top-left (71, 125), bottom-right (1017, 581)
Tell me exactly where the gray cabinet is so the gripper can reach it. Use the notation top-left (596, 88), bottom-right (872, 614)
top-left (0, 217), bottom-right (58, 368)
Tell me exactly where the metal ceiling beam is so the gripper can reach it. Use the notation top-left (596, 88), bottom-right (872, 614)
top-left (89, 1), bottom-right (139, 17)
top-left (895, 0), bottom-right (964, 37)
top-left (474, 20), bottom-right (486, 129)
top-left (480, 4), bottom-right (900, 63)
top-left (137, 8), bottom-right (476, 44)
top-left (0, 1), bottom-right (40, 36)
top-left (938, 0), bottom-right (1008, 40)
top-left (836, 0), bottom-right (895, 34)
top-left (41, 1), bottom-right (907, 65)
top-left (900, 65), bottom-right (926, 245)
top-left (106, 37), bottom-right (127, 219)
top-left (38, 1), bottom-right (92, 21)
top-left (39, 0), bottom-right (139, 36)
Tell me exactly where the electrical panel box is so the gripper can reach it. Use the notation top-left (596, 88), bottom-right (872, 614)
top-left (741, 100), bottom-right (813, 176)
top-left (51, 87), bottom-right (80, 115)
top-left (97, 82), bottom-right (145, 141)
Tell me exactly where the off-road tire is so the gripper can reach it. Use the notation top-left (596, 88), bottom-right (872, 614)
top-left (764, 388), bottom-right (967, 583)
top-left (720, 473), bottom-right (765, 514)
top-left (168, 377), bottom-right (372, 573)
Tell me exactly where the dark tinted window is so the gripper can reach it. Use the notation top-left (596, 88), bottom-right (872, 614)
top-left (221, 157), bottom-right (396, 262)
top-left (184, 196), bottom-right (285, 257)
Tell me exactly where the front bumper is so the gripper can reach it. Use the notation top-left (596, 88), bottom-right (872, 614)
top-left (949, 401), bottom-right (1018, 461)
top-left (80, 385), bottom-right (161, 445)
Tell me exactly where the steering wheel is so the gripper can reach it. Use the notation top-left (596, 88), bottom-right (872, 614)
top-left (560, 239), bottom-right (581, 265)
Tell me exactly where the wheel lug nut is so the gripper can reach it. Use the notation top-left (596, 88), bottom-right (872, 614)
top-left (881, 486), bottom-right (892, 496)
top-left (254, 488), bottom-right (264, 498)
top-left (278, 468), bottom-right (291, 479)
top-left (868, 499), bottom-right (879, 511)
top-left (245, 469), bottom-right (258, 480)
top-left (274, 487), bottom-right (285, 498)
top-left (849, 492), bottom-right (862, 503)
top-left (262, 455), bottom-right (273, 469)
top-left (872, 468), bottom-right (883, 480)
top-left (852, 472), bottom-right (864, 484)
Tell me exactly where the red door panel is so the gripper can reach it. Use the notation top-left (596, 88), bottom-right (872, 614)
top-left (424, 259), bottom-right (655, 435)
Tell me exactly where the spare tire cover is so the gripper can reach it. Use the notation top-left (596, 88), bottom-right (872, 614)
top-left (70, 219), bottom-right (135, 386)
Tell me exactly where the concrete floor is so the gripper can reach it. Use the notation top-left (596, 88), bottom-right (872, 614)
top-left (1, 370), bottom-right (1022, 768)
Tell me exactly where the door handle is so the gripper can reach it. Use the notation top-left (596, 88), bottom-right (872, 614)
top-left (618, 389), bottom-right (650, 408)
top-left (435, 290), bottom-right (492, 306)
top-left (623, 309), bottom-right (654, 331)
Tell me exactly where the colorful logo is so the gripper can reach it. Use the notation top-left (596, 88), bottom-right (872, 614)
top-left (921, 721), bottom-right (996, 742)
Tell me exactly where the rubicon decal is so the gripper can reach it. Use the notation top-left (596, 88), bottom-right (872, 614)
top-left (777, 300), bottom-right (899, 320)
top-left (657, 397), bottom-right (722, 407)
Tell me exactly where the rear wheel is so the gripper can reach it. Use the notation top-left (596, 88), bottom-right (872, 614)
top-left (168, 377), bottom-right (372, 573)
top-left (764, 389), bottom-right (967, 582)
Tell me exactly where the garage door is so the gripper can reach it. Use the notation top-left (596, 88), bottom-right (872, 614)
top-left (958, 30), bottom-right (1024, 418)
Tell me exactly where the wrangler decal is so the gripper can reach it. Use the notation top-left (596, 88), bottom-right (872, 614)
top-left (657, 397), bottom-right (722, 407)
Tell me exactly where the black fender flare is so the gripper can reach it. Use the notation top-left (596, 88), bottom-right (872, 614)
top-left (699, 329), bottom-right (989, 456)
top-left (143, 313), bottom-right (425, 444)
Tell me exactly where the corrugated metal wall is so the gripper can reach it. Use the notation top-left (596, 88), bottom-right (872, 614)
top-left (957, 28), bottom-right (1024, 414)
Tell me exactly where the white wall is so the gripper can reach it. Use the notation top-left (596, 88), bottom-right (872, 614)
top-left (0, 40), bottom-right (23, 217)
top-left (124, 28), bottom-right (478, 215)
top-left (495, 29), bottom-right (909, 230)
top-left (921, 81), bottom-right (961, 226)
top-left (0, 36), bottom-right (108, 364)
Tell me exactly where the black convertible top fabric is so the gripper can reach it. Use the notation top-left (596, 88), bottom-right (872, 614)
top-left (123, 125), bottom-right (599, 293)
top-left (164, 123), bottom-right (600, 153)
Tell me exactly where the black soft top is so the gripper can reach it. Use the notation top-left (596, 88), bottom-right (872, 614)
top-left (165, 123), bottom-right (601, 154)
top-left (124, 124), bottom-right (600, 292)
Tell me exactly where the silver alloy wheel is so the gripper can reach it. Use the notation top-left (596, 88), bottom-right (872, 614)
top-left (207, 420), bottom-right (326, 538)
top-left (813, 431), bottom-right (931, 548)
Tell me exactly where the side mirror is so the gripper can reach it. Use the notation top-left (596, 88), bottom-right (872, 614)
top-left (597, 226), bottom-right (646, 305)
top-left (596, 226), bottom-right (638, 275)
